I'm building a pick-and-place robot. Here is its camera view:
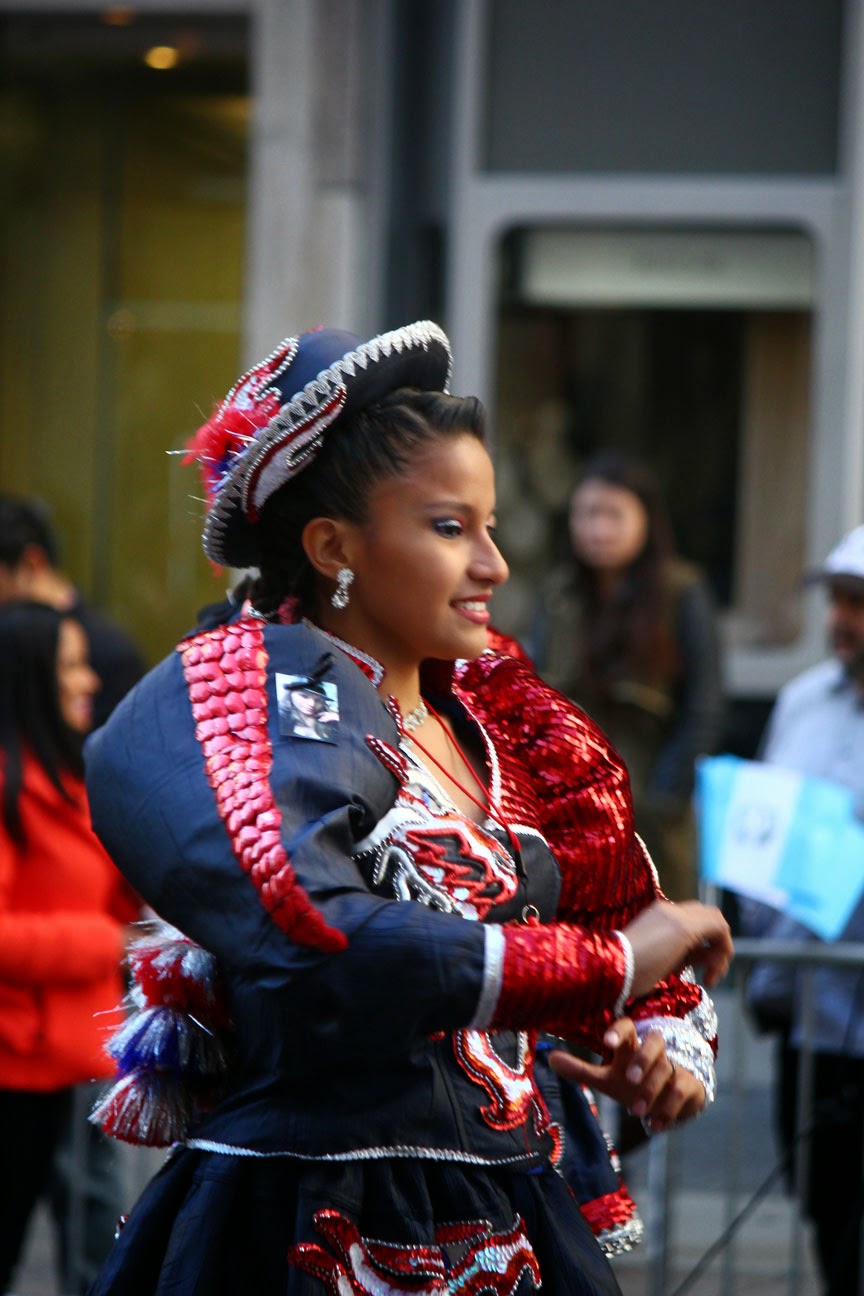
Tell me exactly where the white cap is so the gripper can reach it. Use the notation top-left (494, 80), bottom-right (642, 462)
top-left (809, 524), bottom-right (864, 586)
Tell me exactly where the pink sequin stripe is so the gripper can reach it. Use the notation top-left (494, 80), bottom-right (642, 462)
top-left (177, 618), bottom-right (347, 953)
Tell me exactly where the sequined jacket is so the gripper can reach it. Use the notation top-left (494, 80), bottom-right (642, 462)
top-left (85, 616), bottom-right (716, 1169)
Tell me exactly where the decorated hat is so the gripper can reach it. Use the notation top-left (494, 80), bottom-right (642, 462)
top-left (186, 321), bottom-right (452, 567)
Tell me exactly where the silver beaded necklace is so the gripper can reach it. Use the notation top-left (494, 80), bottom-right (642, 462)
top-left (402, 699), bottom-right (429, 732)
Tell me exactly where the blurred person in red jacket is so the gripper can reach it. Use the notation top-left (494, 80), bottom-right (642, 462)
top-left (0, 601), bottom-right (136, 1296)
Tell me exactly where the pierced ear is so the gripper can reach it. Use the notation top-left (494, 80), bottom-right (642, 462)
top-left (301, 517), bottom-right (354, 581)
top-left (19, 543), bottom-right (50, 575)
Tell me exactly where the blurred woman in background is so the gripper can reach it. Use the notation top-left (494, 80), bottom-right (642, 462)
top-left (0, 601), bottom-right (134, 1295)
top-left (533, 450), bottom-right (724, 901)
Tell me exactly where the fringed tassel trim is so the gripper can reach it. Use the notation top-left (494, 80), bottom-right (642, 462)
top-left (90, 920), bottom-right (230, 1147)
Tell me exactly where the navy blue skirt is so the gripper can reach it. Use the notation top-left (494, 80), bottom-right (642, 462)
top-left (89, 1149), bottom-right (622, 1295)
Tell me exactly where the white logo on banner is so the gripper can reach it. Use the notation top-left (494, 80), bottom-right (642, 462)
top-left (718, 764), bottom-right (802, 907)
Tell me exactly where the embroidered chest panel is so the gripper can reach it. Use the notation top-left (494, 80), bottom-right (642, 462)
top-left (357, 739), bottom-right (520, 921)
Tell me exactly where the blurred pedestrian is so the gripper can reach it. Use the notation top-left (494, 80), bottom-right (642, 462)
top-left (0, 496), bottom-right (146, 1294)
top-left (0, 601), bottom-right (135, 1296)
top-left (744, 524), bottom-right (864, 1296)
top-left (533, 450), bottom-right (724, 901)
top-left (0, 494), bottom-right (146, 725)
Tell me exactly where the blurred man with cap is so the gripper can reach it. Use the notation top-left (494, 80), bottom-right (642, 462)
top-left (816, 524), bottom-right (864, 691)
top-left (745, 524), bottom-right (864, 1296)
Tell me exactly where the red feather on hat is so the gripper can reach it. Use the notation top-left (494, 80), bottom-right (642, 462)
top-left (183, 339), bottom-right (298, 505)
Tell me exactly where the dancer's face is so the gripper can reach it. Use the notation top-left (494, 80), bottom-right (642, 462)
top-left (332, 432), bottom-right (509, 679)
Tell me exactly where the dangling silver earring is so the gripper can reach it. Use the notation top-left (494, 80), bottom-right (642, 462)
top-left (331, 567), bottom-right (354, 610)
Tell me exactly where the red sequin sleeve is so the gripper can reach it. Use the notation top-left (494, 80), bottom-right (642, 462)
top-left (488, 923), bottom-right (632, 1045)
top-left (457, 653), bottom-right (714, 1061)
top-left (458, 651), bottom-right (656, 930)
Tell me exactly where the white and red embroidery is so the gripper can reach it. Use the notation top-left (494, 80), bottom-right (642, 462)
top-left (360, 739), bottom-right (519, 921)
top-left (359, 737), bottom-right (558, 1157)
top-left (288, 1209), bottom-right (541, 1294)
top-left (184, 339), bottom-right (298, 508)
top-left (453, 1029), bottom-right (562, 1162)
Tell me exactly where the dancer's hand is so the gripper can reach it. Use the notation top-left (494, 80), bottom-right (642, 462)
top-left (548, 1018), bottom-right (707, 1130)
top-left (623, 899), bottom-right (733, 998)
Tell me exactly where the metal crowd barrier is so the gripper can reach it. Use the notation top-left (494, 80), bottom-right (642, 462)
top-left (631, 937), bottom-right (864, 1296)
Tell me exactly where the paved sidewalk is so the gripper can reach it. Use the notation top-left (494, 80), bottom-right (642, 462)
top-left (10, 1146), bottom-right (163, 1296)
top-left (611, 982), bottom-right (822, 1295)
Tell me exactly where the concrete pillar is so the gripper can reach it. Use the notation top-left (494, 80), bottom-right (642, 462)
top-left (838, 0), bottom-right (864, 528)
top-left (243, 0), bottom-right (383, 362)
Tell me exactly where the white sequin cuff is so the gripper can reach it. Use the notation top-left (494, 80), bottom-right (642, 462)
top-left (634, 995), bottom-right (718, 1109)
top-left (469, 925), bottom-right (505, 1029)
top-left (613, 931), bottom-right (634, 1018)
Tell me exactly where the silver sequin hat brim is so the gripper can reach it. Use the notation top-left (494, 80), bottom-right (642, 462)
top-left (201, 320), bottom-right (452, 568)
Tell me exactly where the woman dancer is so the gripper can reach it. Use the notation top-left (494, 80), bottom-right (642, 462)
top-left (86, 322), bottom-right (731, 1296)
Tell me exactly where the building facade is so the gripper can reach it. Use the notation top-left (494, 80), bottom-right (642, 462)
top-left (0, 0), bottom-right (860, 725)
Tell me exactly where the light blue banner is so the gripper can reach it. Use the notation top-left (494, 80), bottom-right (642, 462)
top-left (697, 754), bottom-right (864, 940)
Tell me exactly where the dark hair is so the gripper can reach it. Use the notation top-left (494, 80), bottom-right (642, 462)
top-left (0, 602), bottom-right (85, 843)
top-left (0, 494), bottom-right (61, 570)
top-left (571, 450), bottom-right (679, 687)
top-left (252, 388), bottom-right (487, 615)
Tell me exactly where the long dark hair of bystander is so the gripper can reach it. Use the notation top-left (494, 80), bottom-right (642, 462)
top-left (570, 449), bottom-right (680, 691)
top-left (0, 600), bottom-right (85, 843)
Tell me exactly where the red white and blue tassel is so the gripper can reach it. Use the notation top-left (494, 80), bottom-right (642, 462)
top-left (90, 921), bottom-right (230, 1147)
